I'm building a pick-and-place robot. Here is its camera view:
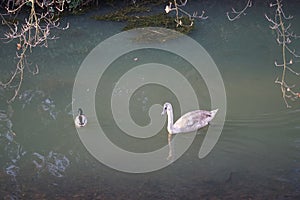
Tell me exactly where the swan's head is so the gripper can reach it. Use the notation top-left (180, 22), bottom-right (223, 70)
top-left (161, 102), bottom-right (172, 115)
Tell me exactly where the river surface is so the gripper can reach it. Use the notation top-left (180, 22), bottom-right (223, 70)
top-left (1, 1), bottom-right (300, 199)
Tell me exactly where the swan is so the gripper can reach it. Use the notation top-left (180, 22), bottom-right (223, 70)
top-left (161, 102), bottom-right (218, 134)
top-left (75, 108), bottom-right (87, 127)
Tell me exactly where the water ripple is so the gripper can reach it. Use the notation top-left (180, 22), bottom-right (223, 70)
top-left (224, 110), bottom-right (300, 130)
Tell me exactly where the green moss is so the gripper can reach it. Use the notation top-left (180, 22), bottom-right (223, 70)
top-left (93, 5), bottom-right (150, 21)
top-left (92, 3), bottom-right (194, 34)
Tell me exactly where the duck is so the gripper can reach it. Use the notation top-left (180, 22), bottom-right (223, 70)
top-left (161, 102), bottom-right (218, 134)
top-left (75, 108), bottom-right (87, 127)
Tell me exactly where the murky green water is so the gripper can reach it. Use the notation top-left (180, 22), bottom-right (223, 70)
top-left (1, 1), bottom-right (300, 199)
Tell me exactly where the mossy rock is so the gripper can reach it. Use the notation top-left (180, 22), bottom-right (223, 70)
top-left (92, 4), bottom-right (194, 34)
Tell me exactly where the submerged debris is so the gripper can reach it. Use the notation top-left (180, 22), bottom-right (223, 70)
top-left (18, 89), bottom-right (59, 121)
top-left (5, 164), bottom-right (19, 179)
top-left (18, 90), bottom-right (45, 109)
top-left (41, 98), bottom-right (58, 120)
top-left (33, 151), bottom-right (70, 178)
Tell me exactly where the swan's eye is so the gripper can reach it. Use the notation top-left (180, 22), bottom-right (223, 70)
top-left (164, 106), bottom-right (167, 110)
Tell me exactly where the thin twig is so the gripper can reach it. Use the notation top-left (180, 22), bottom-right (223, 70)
top-left (227, 0), bottom-right (252, 21)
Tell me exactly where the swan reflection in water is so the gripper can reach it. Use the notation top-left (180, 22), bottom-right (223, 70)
top-left (166, 132), bottom-right (196, 162)
top-left (167, 133), bottom-right (175, 162)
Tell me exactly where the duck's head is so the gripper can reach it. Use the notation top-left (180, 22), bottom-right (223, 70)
top-left (75, 108), bottom-right (87, 127)
top-left (78, 108), bottom-right (83, 115)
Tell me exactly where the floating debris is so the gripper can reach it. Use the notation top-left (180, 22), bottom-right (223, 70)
top-left (5, 164), bottom-right (19, 178)
top-left (19, 89), bottom-right (59, 120)
top-left (5, 130), bottom-right (14, 142)
top-left (0, 110), bottom-right (8, 121)
top-left (4, 142), bottom-right (26, 163)
top-left (19, 90), bottom-right (44, 109)
top-left (33, 151), bottom-right (70, 178)
top-left (41, 98), bottom-right (58, 120)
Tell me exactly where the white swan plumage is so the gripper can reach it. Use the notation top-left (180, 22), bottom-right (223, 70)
top-left (161, 102), bottom-right (218, 134)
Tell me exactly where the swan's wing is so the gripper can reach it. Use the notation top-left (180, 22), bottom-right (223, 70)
top-left (173, 110), bottom-right (217, 132)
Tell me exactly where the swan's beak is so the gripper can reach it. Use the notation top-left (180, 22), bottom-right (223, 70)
top-left (161, 110), bottom-right (166, 116)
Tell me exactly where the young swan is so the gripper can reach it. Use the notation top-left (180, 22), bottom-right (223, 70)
top-left (161, 102), bottom-right (218, 134)
top-left (75, 108), bottom-right (87, 127)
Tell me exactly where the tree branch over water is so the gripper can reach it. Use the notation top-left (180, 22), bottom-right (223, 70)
top-left (0, 0), bottom-right (68, 103)
top-left (265, 0), bottom-right (300, 108)
top-left (164, 0), bottom-right (207, 27)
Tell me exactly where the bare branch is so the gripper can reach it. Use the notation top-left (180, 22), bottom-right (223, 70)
top-left (267, 0), bottom-right (300, 107)
top-left (0, 0), bottom-right (68, 102)
top-left (227, 0), bottom-right (252, 21)
top-left (165, 0), bottom-right (207, 28)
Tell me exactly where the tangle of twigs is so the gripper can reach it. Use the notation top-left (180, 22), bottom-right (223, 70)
top-left (164, 0), bottom-right (207, 27)
top-left (0, 0), bottom-right (69, 103)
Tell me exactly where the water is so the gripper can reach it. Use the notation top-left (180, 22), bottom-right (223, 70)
top-left (1, 1), bottom-right (300, 199)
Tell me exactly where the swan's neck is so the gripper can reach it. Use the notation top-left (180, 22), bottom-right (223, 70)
top-left (166, 109), bottom-right (174, 134)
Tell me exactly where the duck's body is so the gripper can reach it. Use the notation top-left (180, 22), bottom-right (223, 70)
top-left (75, 108), bottom-right (87, 127)
top-left (161, 102), bottom-right (218, 134)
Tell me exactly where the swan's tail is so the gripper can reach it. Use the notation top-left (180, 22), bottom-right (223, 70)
top-left (210, 109), bottom-right (218, 119)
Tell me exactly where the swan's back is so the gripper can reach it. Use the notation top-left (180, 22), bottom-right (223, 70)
top-left (173, 109), bottom-right (218, 133)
